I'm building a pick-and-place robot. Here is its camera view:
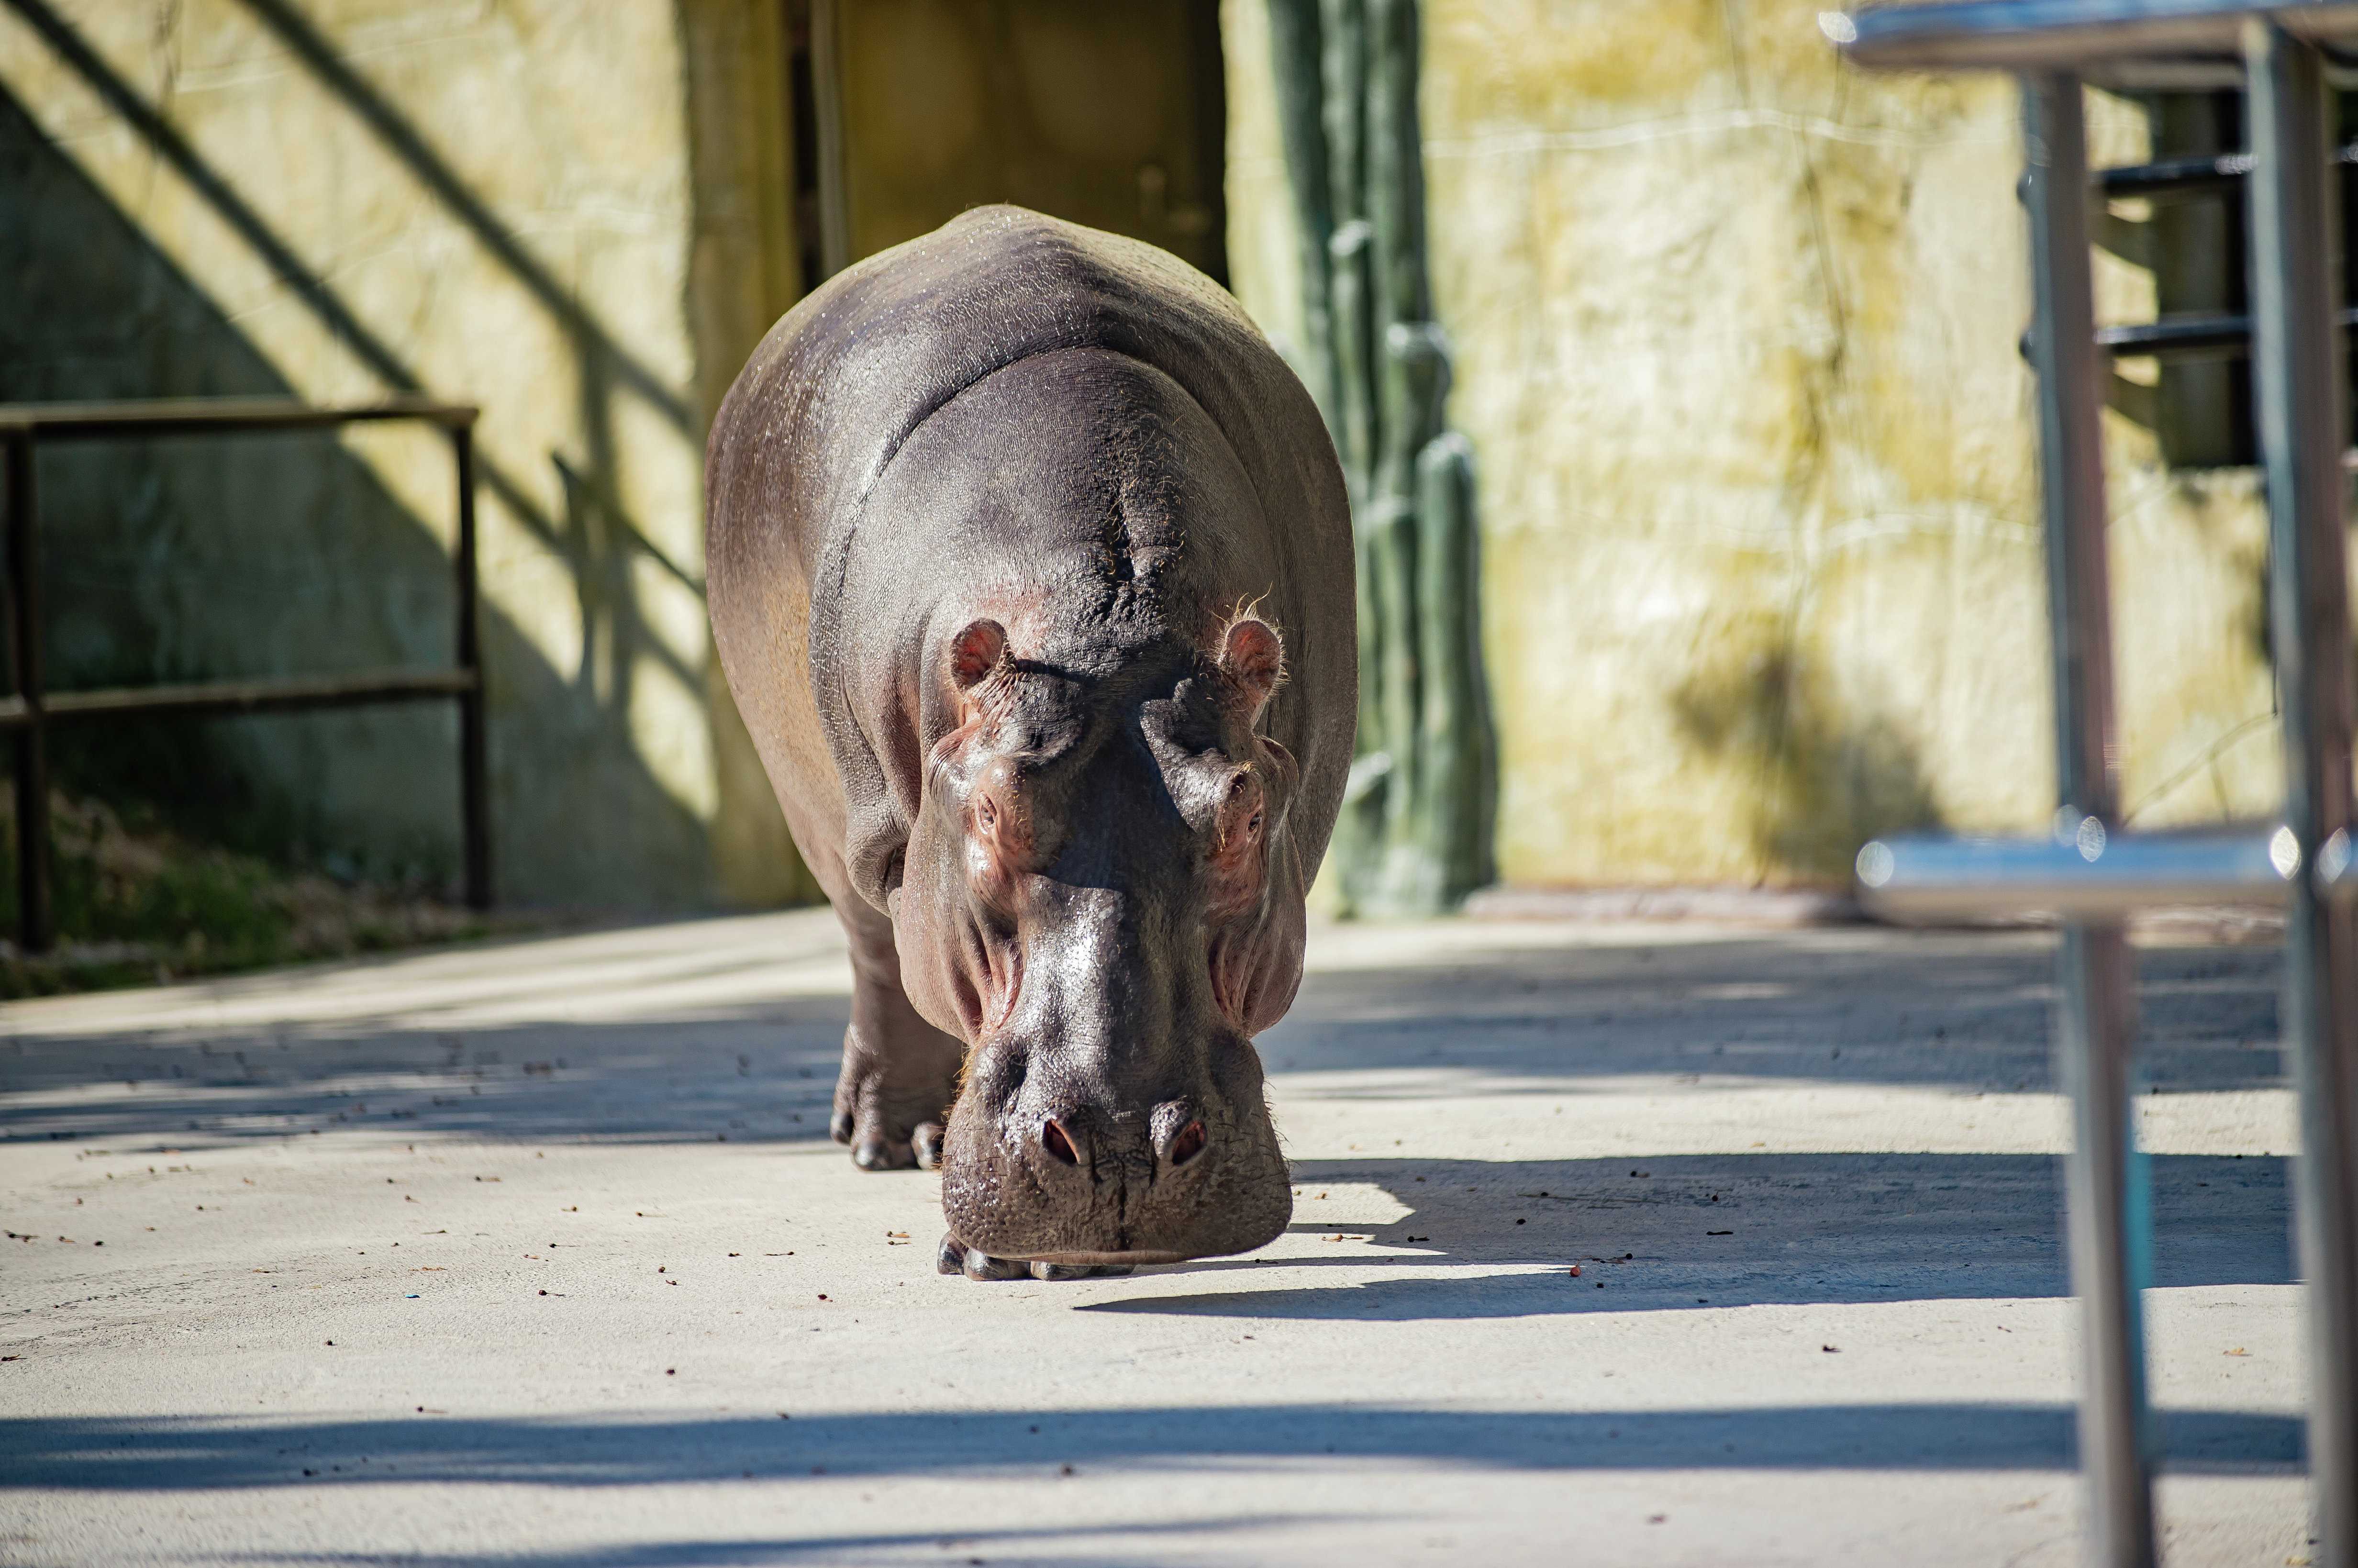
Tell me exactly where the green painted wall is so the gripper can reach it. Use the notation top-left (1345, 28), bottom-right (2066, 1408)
top-left (1226, 0), bottom-right (2288, 890)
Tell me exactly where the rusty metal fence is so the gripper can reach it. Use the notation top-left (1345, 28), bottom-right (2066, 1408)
top-left (0, 397), bottom-right (490, 951)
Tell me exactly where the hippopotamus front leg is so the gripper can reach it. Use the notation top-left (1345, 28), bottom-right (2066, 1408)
top-left (831, 893), bottom-right (964, 1170)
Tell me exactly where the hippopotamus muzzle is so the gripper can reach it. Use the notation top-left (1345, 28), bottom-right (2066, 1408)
top-left (937, 1011), bottom-right (1293, 1275)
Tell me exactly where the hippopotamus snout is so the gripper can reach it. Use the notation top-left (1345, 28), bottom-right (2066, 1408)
top-left (935, 1027), bottom-right (1292, 1273)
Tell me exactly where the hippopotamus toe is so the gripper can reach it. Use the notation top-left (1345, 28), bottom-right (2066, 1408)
top-left (933, 1233), bottom-right (1135, 1283)
top-left (1030, 1260), bottom-right (1135, 1281)
top-left (942, 1240), bottom-right (1027, 1281)
top-left (912, 1123), bottom-right (946, 1170)
top-left (852, 1136), bottom-right (914, 1170)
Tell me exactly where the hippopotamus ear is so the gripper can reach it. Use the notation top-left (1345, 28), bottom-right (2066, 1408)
top-left (1219, 616), bottom-right (1285, 723)
top-left (948, 619), bottom-right (1010, 692)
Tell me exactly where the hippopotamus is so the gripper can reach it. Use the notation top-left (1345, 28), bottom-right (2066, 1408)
top-left (704, 207), bottom-right (1355, 1280)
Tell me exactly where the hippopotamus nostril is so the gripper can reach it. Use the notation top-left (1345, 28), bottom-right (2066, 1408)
top-left (1039, 1118), bottom-right (1080, 1166)
top-left (1168, 1120), bottom-right (1208, 1167)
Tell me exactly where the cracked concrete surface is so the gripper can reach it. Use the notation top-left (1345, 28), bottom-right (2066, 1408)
top-left (0, 911), bottom-right (2313, 1565)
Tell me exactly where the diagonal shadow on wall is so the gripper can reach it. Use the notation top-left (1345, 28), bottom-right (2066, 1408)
top-left (0, 75), bottom-right (711, 902)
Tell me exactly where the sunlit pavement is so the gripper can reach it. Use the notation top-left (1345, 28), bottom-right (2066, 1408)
top-left (0, 910), bottom-right (2311, 1566)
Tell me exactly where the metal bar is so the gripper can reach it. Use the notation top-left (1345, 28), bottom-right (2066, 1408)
top-left (0, 396), bottom-right (475, 438)
top-left (2247, 22), bottom-right (2358, 1567)
top-left (808, 0), bottom-right (849, 282)
top-left (452, 422), bottom-right (490, 912)
top-left (2030, 78), bottom-right (2124, 845)
top-left (0, 668), bottom-right (476, 730)
top-left (2099, 147), bottom-right (2256, 196)
top-left (2095, 305), bottom-right (2358, 358)
top-left (1855, 824), bottom-right (2294, 917)
top-left (4, 432), bottom-right (45, 954)
top-left (2097, 143), bottom-right (2356, 200)
top-left (2095, 311), bottom-right (2256, 354)
top-left (2024, 75), bottom-right (2158, 1568)
top-left (1836, 0), bottom-right (2358, 71)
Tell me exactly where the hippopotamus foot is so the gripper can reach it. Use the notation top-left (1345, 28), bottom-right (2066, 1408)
top-left (828, 1037), bottom-right (955, 1170)
top-left (935, 1234), bottom-right (1135, 1282)
top-left (829, 907), bottom-right (964, 1171)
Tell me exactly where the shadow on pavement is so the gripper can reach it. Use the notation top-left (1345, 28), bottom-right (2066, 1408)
top-left (0, 928), bottom-right (2289, 1154)
top-left (0, 1404), bottom-right (2302, 1491)
top-left (211, 1518), bottom-right (1311, 1568)
top-left (1157, 1152), bottom-right (2291, 1311)
top-left (1260, 934), bottom-right (2284, 1095)
top-left (0, 1006), bottom-right (854, 1149)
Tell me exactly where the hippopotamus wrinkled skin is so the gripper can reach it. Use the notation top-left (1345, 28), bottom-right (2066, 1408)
top-left (704, 207), bottom-right (1355, 1280)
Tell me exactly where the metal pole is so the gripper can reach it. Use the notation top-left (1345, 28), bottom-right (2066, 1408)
top-left (2023, 73), bottom-right (2156, 1568)
top-left (452, 419), bottom-right (490, 912)
top-left (2246, 22), bottom-right (2358, 1567)
top-left (4, 431), bottom-right (48, 954)
top-left (808, 0), bottom-right (849, 282)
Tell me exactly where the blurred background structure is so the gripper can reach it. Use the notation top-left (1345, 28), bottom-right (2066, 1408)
top-left (0, 0), bottom-right (2347, 957)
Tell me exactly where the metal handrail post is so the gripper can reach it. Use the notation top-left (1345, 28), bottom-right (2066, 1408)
top-left (2024, 73), bottom-right (2157, 1568)
top-left (2246, 22), bottom-right (2358, 1568)
top-left (5, 431), bottom-right (48, 953)
top-left (451, 417), bottom-right (490, 912)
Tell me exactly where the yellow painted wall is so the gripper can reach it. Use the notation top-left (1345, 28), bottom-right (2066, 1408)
top-left (1225, 0), bottom-right (2284, 890)
top-left (0, 0), bottom-right (812, 906)
top-left (830, 0), bottom-right (1226, 279)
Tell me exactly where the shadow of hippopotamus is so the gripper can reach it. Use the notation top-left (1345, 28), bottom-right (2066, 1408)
top-left (707, 208), bottom-right (1355, 1280)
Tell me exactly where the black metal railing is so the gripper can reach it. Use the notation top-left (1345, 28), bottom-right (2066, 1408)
top-left (2089, 141), bottom-right (2358, 360)
top-left (0, 396), bottom-right (489, 952)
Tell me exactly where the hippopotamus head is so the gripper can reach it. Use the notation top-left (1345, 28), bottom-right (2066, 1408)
top-left (897, 611), bottom-right (1301, 1265)
top-left (871, 353), bottom-right (1311, 1268)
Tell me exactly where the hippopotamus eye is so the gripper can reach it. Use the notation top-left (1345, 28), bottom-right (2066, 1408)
top-left (1213, 771), bottom-right (1265, 855)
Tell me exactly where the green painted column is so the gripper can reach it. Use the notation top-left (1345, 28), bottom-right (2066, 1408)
top-left (1266, 0), bottom-right (1493, 915)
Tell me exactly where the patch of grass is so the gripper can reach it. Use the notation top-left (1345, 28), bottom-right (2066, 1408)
top-left (0, 790), bottom-right (494, 999)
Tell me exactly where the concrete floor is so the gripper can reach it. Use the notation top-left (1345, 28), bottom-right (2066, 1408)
top-left (0, 910), bottom-right (2314, 1566)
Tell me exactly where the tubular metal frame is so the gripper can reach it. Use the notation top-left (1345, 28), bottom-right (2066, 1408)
top-left (2249, 21), bottom-right (2358, 1564)
top-left (1837, 5), bottom-right (2358, 1566)
top-left (0, 397), bottom-right (490, 950)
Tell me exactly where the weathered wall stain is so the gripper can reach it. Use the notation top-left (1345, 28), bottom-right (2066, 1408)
top-left (1227, 0), bottom-right (2299, 890)
top-left (1669, 623), bottom-right (1940, 880)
